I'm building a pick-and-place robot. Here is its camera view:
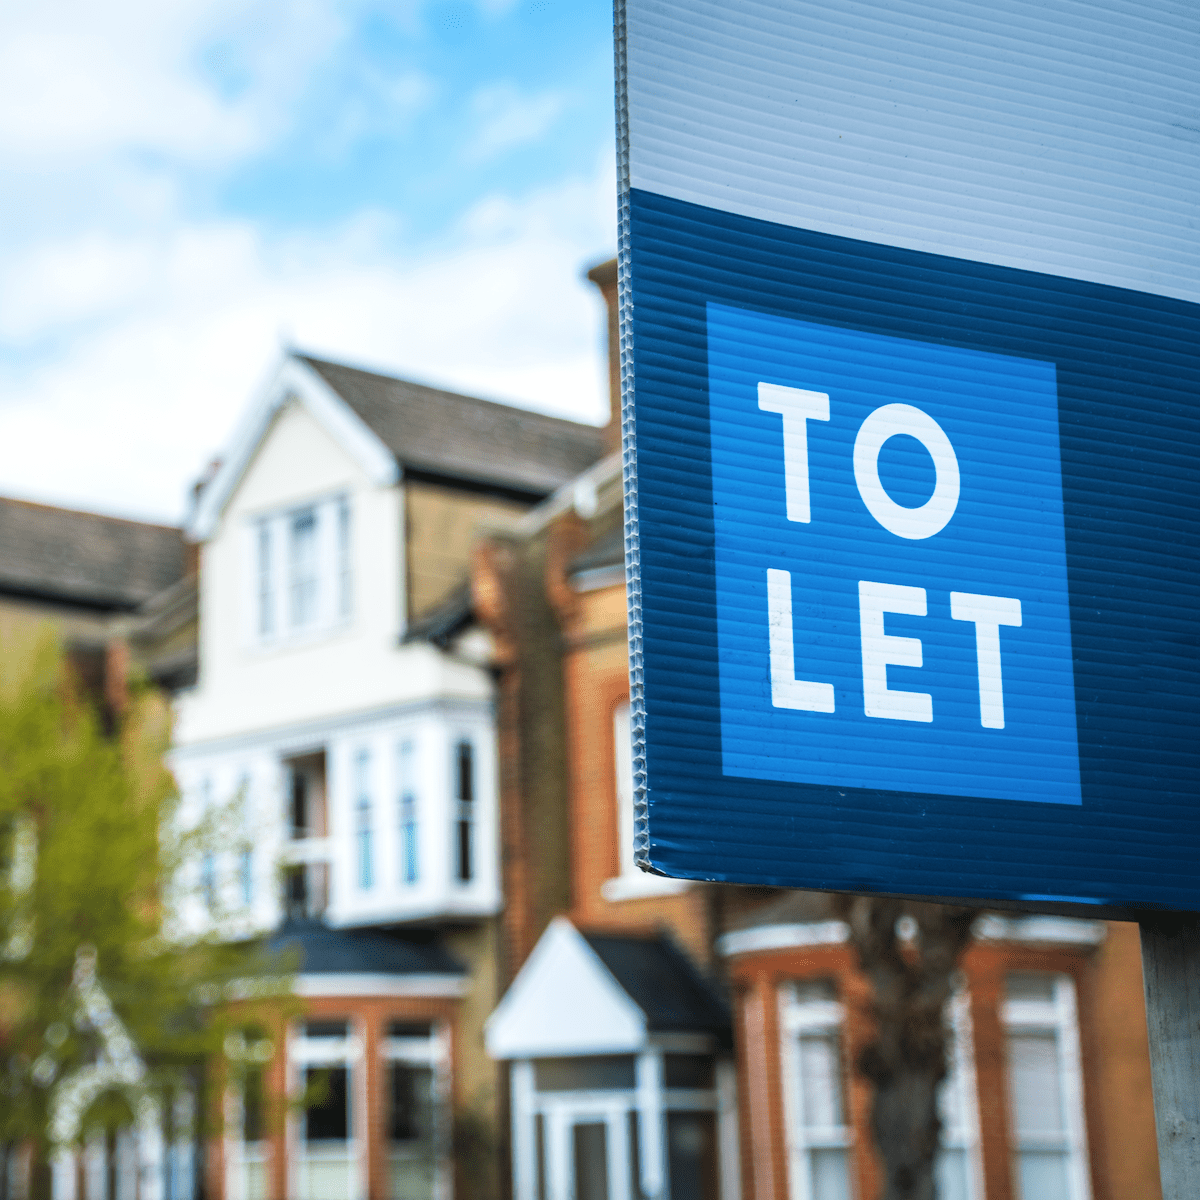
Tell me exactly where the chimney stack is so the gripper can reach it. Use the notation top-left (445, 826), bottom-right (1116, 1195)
top-left (586, 258), bottom-right (621, 457)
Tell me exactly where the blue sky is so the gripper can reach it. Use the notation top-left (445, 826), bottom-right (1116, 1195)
top-left (0, 0), bottom-right (617, 521)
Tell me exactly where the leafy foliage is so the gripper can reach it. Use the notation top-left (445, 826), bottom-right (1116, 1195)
top-left (0, 629), bottom-right (272, 1154)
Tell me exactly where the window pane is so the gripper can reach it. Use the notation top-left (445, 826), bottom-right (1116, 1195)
top-left (305, 1066), bottom-right (348, 1141)
top-left (936, 1147), bottom-right (971, 1200)
top-left (1016, 1149), bottom-right (1071, 1200)
top-left (290, 509), bottom-right (318, 628)
top-left (1008, 1032), bottom-right (1065, 1136)
top-left (455, 741), bottom-right (474, 883)
top-left (243, 1066), bottom-right (265, 1143)
top-left (794, 978), bottom-right (838, 1004)
top-left (534, 1056), bottom-right (636, 1092)
top-left (257, 523), bottom-right (273, 636)
top-left (628, 1111), bottom-right (644, 1200)
top-left (534, 1114), bottom-right (547, 1200)
top-left (663, 1054), bottom-right (715, 1090)
top-left (356, 750), bottom-right (373, 890)
top-left (387, 1022), bottom-right (432, 1040)
top-left (398, 740), bottom-right (418, 885)
top-left (337, 496), bottom-right (352, 619)
top-left (305, 1021), bottom-right (348, 1039)
top-left (667, 1111), bottom-right (717, 1200)
top-left (573, 1123), bottom-right (609, 1200)
top-left (809, 1148), bottom-right (850, 1200)
top-left (388, 1064), bottom-right (432, 1142)
top-left (1006, 973), bottom-right (1058, 1003)
top-left (799, 1033), bottom-right (846, 1129)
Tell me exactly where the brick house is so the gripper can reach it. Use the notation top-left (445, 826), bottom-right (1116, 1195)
top-left (477, 262), bottom-right (1164, 1200)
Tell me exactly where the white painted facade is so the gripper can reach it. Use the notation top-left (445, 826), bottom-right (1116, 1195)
top-left (170, 357), bottom-right (500, 934)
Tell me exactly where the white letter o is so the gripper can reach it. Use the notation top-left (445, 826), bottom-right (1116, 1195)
top-left (853, 404), bottom-right (960, 539)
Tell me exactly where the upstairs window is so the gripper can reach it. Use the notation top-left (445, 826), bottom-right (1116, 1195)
top-left (289, 508), bottom-right (318, 628)
top-left (355, 750), bottom-right (374, 891)
top-left (398, 740), bottom-right (418, 885)
top-left (337, 495), bottom-right (353, 620)
top-left (249, 494), bottom-right (353, 644)
top-left (454, 740), bottom-right (474, 884)
top-left (256, 523), bottom-right (273, 637)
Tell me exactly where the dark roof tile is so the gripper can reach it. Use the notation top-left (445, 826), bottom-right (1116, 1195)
top-left (583, 931), bottom-right (731, 1044)
top-left (266, 918), bottom-right (465, 977)
top-left (300, 356), bottom-right (605, 497)
top-left (0, 497), bottom-right (186, 612)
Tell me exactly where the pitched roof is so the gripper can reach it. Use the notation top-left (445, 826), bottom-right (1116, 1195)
top-left (266, 918), bottom-right (465, 977)
top-left (582, 931), bottom-right (731, 1044)
top-left (299, 355), bottom-right (606, 498)
top-left (0, 497), bottom-right (187, 612)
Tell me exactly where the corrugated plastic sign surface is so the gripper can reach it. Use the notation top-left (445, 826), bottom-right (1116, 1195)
top-left (618, 0), bottom-right (1200, 911)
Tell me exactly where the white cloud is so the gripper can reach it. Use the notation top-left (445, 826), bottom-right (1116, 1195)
top-left (0, 0), bottom-right (616, 525)
top-left (0, 156), bottom-right (616, 524)
top-left (464, 83), bottom-right (566, 162)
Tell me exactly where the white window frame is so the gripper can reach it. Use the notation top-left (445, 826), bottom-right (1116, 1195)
top-left (602, 702), bottom-right (689, 902)
top-left (287, 1021), bottom-right (362, 1200)
top-left (397, 739), bottom-right (419, 886)
top-left (778, 982), bottom-right (854, 1200)
top-left (938, 987), bottom-right (985, 1200)
top-left (245, 492), bottom-right (354, 650)
top-left (380, 1023), bottom-right (451, 1200)
top-left (1002, 973), bottom-right (1093, 1200)
top-left (354, 749), bottom-right (373, 892)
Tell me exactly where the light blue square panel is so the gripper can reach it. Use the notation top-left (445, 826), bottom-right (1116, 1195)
top-left (709, 302), bottom-right (1081, 805)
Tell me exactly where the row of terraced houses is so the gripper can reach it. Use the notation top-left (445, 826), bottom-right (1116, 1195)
top-left (0, 260), bottom-right (1164, 1200)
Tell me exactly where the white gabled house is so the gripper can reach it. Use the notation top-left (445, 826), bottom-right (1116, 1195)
top-left (172, 353), bottom-right (601, 936)
top-left (168, 351), bottom-right (603, 1200)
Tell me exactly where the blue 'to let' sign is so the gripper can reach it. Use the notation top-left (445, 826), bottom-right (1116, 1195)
top-left (709, 303), bottom-right (1081, 806)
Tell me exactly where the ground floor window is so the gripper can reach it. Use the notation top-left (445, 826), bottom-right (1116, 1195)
top-left (294, 1021), bottom-right (355, 1200)
top-left (1002, 973), bottom-right (1092, 1200)
top-left (384, 1021), bottom-right (443, 1200)
top-left (510, 1049), bottom-right (728, 1200)
top-left (779, 978), bottom-right (984, 1200)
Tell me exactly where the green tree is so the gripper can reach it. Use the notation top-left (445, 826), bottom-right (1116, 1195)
top-left (0, 629), bottom-right (274, 1195)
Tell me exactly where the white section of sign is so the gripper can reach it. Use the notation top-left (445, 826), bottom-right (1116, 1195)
top-left (951, 592), bottom-right (1023, 729)
top-left (624, 0), bottom-right (1200, 304)
top-left (757, 383), bottom-right (830, 523)
top-left (767, 568), bottom-right (835, 713)
top-left (853, 404), bottom-right (960, 540)
top-left (859, 580), bottom-right (932, 722)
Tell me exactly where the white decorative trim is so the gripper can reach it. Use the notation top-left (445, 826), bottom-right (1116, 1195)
top-left (973, 915), bottom-right (1106, 947)
top-left (188, 355), bottom-right (399, 542)
top-left (508, 451), bottom-right (622, 537)
top-left (717, 921), bottom-right (849, 959)
top-left (486, 917), bottom-right (647, 1059)
top-left (601, 872), bottom-right (689, 902)
top-left (293, 973), bottom-right (466, 998)
top-left (169, 692), bottom-right (492, 761)
top-left (572, 565), bottom-right (626, 593)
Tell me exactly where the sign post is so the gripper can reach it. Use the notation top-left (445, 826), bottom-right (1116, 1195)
top-left (615, 1), bottom-right (1200, 1192)
top-left (1140, 916), bottom-right (1200, 1193)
